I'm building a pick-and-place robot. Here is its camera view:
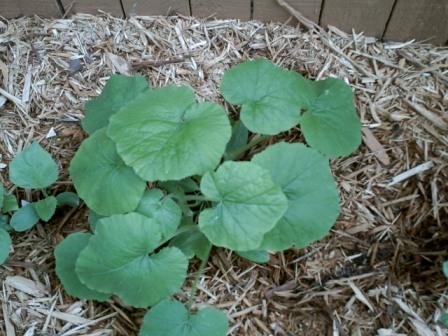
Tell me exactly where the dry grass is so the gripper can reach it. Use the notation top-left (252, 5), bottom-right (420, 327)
top-left (0, 11), bottom-right (447, 336)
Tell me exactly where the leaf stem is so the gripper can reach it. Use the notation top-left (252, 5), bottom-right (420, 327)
top-left (225, 134), bottom-right (270, 161)
top-left (187, 244), bottom-right (212, 311)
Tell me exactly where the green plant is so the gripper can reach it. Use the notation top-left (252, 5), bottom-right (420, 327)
top-left (55, 59), bottom-right (361, 335)
top-left (0, 143), bottom-right (79, 264)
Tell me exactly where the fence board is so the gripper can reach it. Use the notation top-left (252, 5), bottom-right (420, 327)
top-left (1, 0), bottom-right (61, 18)
top-left (320, 0), bottom-right (395, 37)
top-left (190, 0), bottom-right (250, 20)
top-left (384, 0), bottom-right (448, 45)
top-left (61, 0), bottom-right (123, 16)
top-left (253, 0), bottom-right (321, 23)
top-left (122, 0), bottom-right (189, 16)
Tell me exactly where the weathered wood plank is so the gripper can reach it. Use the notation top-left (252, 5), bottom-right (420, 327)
top-left (122, 0), bottom-right (189, 16)
top-left (253, 0), bottom-right (322, 23)
top-left (1, 0), bottom-right (61, 18)
top-left (61, 0), bottom-right (123, 16)
top-left (320, 0), bottom-right (395, 37)
top-left (190, 0), bottom-right (250, 20)
top-left (384, 0), bottom-right (448, 45)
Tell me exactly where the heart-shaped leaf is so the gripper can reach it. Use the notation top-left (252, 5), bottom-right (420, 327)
top-left (55, 232), bottom-right (110, 301)
top-left (198, 161), bottom-right (287, 251)
top-left (56, 192), bottom-right (80, 207)
top-left (9, 142), bottom-right (58, 189)
top-left (236, 250), bottom-right (270, 263)
top-left (82, 75), bottom-right (149, 134)
top-left (221, 59), bottom-right (313, 135)
top-left (299, 78), bottom-right (361, 157)
top-left (33, 196), bottom-right (57, 222)
top-left (10, 203), bottom-right (39, 232)
top-left (0, 229), bottom-right (11, 264)
top-left (252, 142), bottom-right (340, 251)
top-left (2, 194), bottom-right (18, 212)
top-left (76, 213), bottom-right (188, 307)
top-left (107, 85), bottom-right (231, 181)
top-left (136, 189), bottom-right (181, 239)
top-left (70, 128), bottom-right (146, 216)
top-left (140, 299), bottom-right (228, 336)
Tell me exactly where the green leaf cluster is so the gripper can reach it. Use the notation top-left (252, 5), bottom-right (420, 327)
top-left (57, 62), bottom-right (361, 335)
top-left (0, 143), bottom-right (79, 265)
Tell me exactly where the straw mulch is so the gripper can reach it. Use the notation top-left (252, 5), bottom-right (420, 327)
top-left (0, 11), bottom-right (447, 336)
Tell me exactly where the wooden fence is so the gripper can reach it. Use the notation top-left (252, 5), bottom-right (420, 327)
top-left (1, 0), bottom-right (447, 44)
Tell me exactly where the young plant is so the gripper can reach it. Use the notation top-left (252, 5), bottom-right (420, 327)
top-left (55, 59), bottom-right (361, 335)
top-left (0, 143), bottom-right (79, 264)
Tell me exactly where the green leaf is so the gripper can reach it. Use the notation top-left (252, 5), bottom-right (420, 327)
top-left (56, 192), bottom-right (80, 207)
top-left (0, 183), bottom-right (4, 210)
top-left (0, 229), bottom-right (11, 264)
top-left (443, 261), bottom-right (448, 278)
top-left (10, 203), bottom-right (40, 232)
top-left (9, 142), bottom-right (58, 189)
top-left (55, 232), bottom-right (110, 301)
top-left (2, 194), bottom-right (19, 212)
top-left (88, 209), bottom-right (103, 232)
top-left (136, 189), bottom-right (181, 240)
top-left (170, 223), bottom-right (211, 260)
top-left (33, 196), bottom-right (57, 222)
top-left (76, 213), bottom-right (188, 308)
top-left (70, 128), bottom-right (146, 216)
top-left (160, 178), bottom-right (200, 194)
top-left (107, 85), bottom-right (231, 181)
top-left (221, 59), bottom-right (312, 135)
top-left (82, 75), bottom-right (149, 134)
top-left (252, 142), bottom-right (340, 251)
top-left (440, 311), bottom-right (448, 328)
top-left (236, 250), bottom-right (270, 263)
top-left (0, 215), bottom-right (10, 231)
top-left (225, 120), bottom-right (249, 157)
top-left (198, 161), bottom-right (287, 251)
top-left (140, 300), bottom-right (228, 336)
top-left (299, 78), bottom-right (361, 157)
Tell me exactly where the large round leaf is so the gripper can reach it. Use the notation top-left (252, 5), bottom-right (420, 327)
top-left (107, 85), bottom-right (231, 181)
top-left (136, 188), bottom-right (181, 239)
top-left (140, 299), bottom-right (228, 336)
top-left (76, 213), bottom-right (188, 308)
top-left (299, 78), bottom-right (361, 157)
top-left (9, 142), bottom-right (58, 189)
top-left (82, 75), bottom-right (149, 135)
top-left (69, 128), bottom-right (146, 216)
top-left (198, 161), bottom-right (287, 251)
top-left (252, 142), bottom-right (340, 251)
top-left (220, 59), bottom-right (313, 135)
top-left (55, 232), bottom-right (110, 301)
top-left (0, 229), bottom-right (11, 264)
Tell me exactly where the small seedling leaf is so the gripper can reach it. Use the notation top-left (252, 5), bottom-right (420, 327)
top-left (55, 232), bottom-right (110, 301)
top-left (9, 142), bottom-right (58, 189)
top-left (198, 161), bottom-right (287, 251)
top-left (0, 215), bottom-right (9, 231)
top-left (56, 192), bottom-right (80, 207)
top-left (140, 299), bottom-right (228, 336)
top-left (299, 78), bottom-right (361, 157)
top-left (170, 224), bottom-right (211, 260)
top-left (236, 250), bottom-right (270, 263)
top-left (0, 229), bottom-right (11, 264)
top-left (225, 120), bottom-right (249, 156)
top-left (2, 194), bottom-right (19, 212)
top-left (82, 75), bottom-right (149, 134)
top-left (10, 203), bottom-right (40, 232)
top-left (136, 188), bottom-right (181, 240)
top-left (76, 213), bottom-right (188, 307)
top-left (33, 196), bottom-right (57, 222)
top-left (107, 85), bottom-right (231, 181)
top-left (70, 128), bottom-right (146, 216)
top-left (221, 59), bottom-right (312, 135)
top-left (252, 142), bottom-right (340, 251)
top-left (88, 209), bottom-right (103, 232)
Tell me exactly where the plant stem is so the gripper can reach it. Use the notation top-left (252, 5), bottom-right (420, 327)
top-left (183, 195), bottom-right (208, 202)
top-left (225, 134), bottom-right (270, 161)
top-left (187, 244), bottom-right (212, 311)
